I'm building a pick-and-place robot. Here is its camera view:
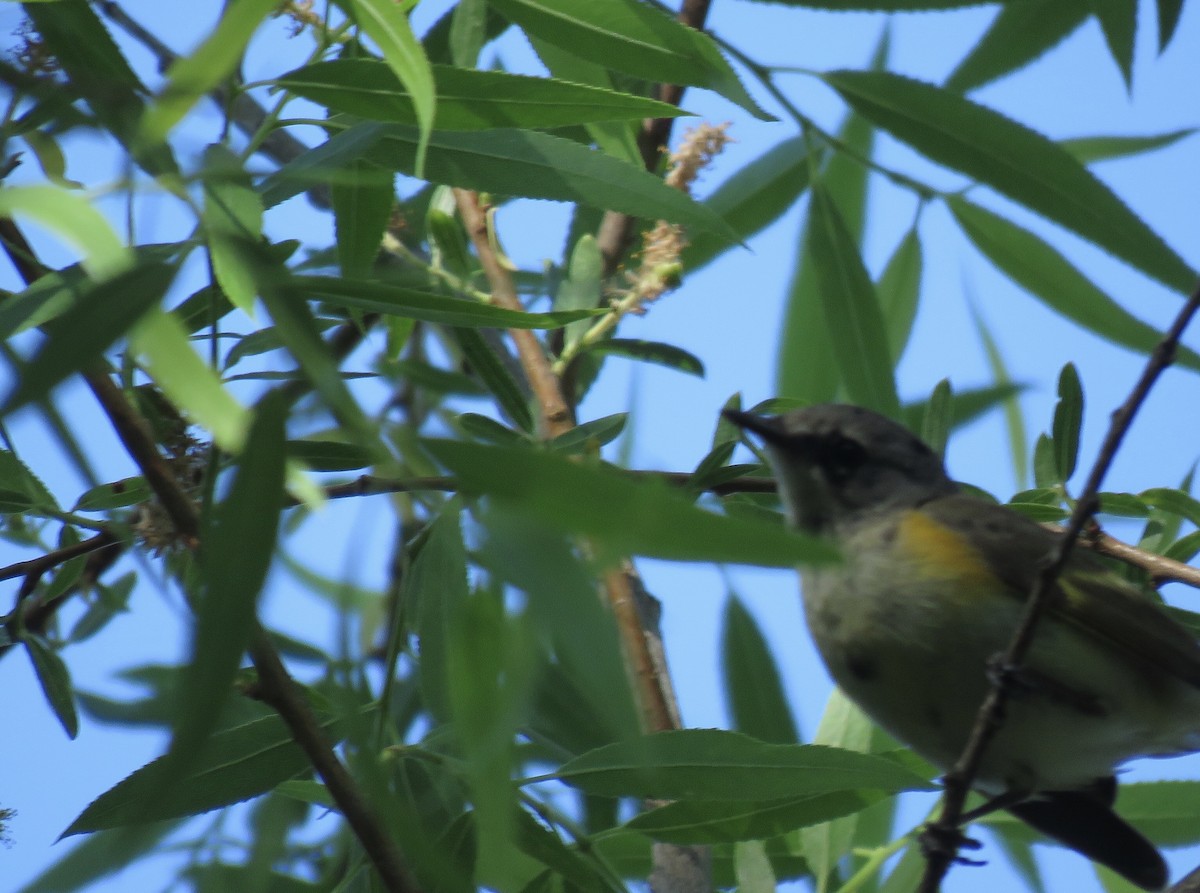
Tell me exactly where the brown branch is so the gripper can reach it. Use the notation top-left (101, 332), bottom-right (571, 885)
top-left (919, 280), bottom-right (1200, 893)
top-left (595, 0), bottom-right (715, 276)
top-left (452, 189), bottom-right (576, 437)
top-left (0, 217), bottom-right (419, 893)
top-left (0, 529), bottom-right (119, 584)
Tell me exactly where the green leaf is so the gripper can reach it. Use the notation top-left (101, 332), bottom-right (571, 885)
top-left (452, 328), bottom-right (534, 432)
top-left (171, 393), bottom-right (287, 765)
top-left (805, 181), bottom-right (900, 418)
top-left (0, 185), bottom-right (131, 280)
top-left (351, 0), bottom-right (436, 177)
top-left (487, 0), bottom-right (771, 121)
top-left (296, 274), bottom-right (602, 329)
top-left (1059, 129), bottom-right (1195, 165)
top-left (1032, 433), bottom-right (1060, 489)
top-left (413, 507), bottom-right (470, 722)
top-left (1086, 0), bottom-right (1136, 88)
top-left (449, 0), bottom-right (488, 66)
top-left (1139, 488), bottom-right (1200, 527)
top-left (949, 198), bottom-right (1200, 372)
top-left (1157, 0), bottom-right (1185, 51)
top-left (777, 88), bottom-right (876, 404)
top-left (587, 339), bottom-right (705, 377)
top-left (721, 595), bottom-right (799, 744)
top-left (74, 476), bottom-right (152, 511)
top-left (278, 60), bottom-right (688, 129)
top-left (14, 823), bottom-right (180, 893)
top-left (970, 303), bottom-right (1030, 489)
top-left (1052, 363), bottom-right (1083, 481)
top-left (203, 145), bottom-right (264, 316)
top-left (629, 790), bottom-right (885, 844)
top-left (3, 263), bottom-right (177, 415)
top-left (0, 448), bottom-right (59, 511)
top-left (259, 121), bottom-right (393, 208)
top-left (63, 712), bottom-right (341, 834)
top-left (921, 379), bottom-right (953, 459)
top-left (24, 633), bottom-right (79, 738)
top-left (425, 439), bottom-right (838, 567)
top-left (555, 233), bottom-right (603, 354)
top-left (735, 840), bottom-right (777, 893)
top-left (682, 136), bottom-right (813, 273)
top-left (551, 729), bottom-right (933, 800)
top-left (331, 160), bottom-right (394, 279)
top-left (139, 0), bottom-right (280, 142)
top-left (363, 125), bottom-right (740, 241)
top-left (284, 440), bottom-right (373, 472)
top-left (877, 225), bottom-right (923, 365)
top-left (821, 70), bottom-right (1197, 293)
top-left (457, 413), bottom-right (530, 446)
top-left (546, 412), bottom-right (628, 454)
top-left (944, 0), bottom-right (1088, 93)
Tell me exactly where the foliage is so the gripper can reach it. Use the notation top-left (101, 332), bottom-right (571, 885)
top-left (0, 1), bottom-right (1198, 892)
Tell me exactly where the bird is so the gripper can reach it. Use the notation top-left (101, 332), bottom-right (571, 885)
top-left (724, 402), bottom-right (1200, 890)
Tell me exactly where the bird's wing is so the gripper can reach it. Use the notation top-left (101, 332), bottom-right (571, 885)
top-left (921, 494), bottom-right (1200, 689)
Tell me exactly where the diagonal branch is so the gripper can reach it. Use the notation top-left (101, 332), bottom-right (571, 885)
top-left (919, 280), bottom-right (1200, 893)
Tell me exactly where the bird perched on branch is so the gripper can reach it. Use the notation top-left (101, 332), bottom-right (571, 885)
top-left (726, 402), bottom-right (1200, 891)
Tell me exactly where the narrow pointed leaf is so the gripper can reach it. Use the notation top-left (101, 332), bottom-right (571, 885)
top-left (24, 634), bottom-right (79, 738)
top-left (877, 226), bottom-right (923, 364)
top-left (821, 70), bottom-right (1197, 293)
top-left (1157, 0), bottom-right (1185, 51)
top-left (1086, 0), bottom-right (1136, 88)
top-left (721, 595), bottom-right (799, 744)
top-left (806, 182), bottom-right (899, 417)
top-left (587, 339), bottom-right (705, 377)
top-left (949, 197), bottom-right (1200, 371)
top-left (551, 729), bottom-right (933, 800)
top-left (1052, 363), bottom-right (1083, 481)
top-left (278, 60), bottom-right (688, 129)
top-left (487, 0), bottom-right (771, 120)
top-left (1060, 129), bottom-right (1196, 165)
top-left (452, 328), bottom-right (534, 431)
top-left (425, 439), bottom-right (837, 566)
top-left (331, 161), bottom-right (394, 278)
top-left (203, 145), bottom-right (264, 315)
top-left (413, 508), bottom-right (470, 722)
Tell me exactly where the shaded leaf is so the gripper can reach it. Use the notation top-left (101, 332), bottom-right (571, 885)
top-left (1052, 363), bottom-right (1083, 481)
top-left (552, 729), bottom-right (933, 800)
top-left (547, 412), bottom-right (628, 453)
top-left (452, 328), bottom-right (533, 431)
top-left (1060, 129), bottom-right (1195, 165)
top-left (822, 70), bottom-right (1197, 292)
top-left (24, 633), bottom-right (79, 738)
top-left (413, 507), bottom-right (470, 722)
top-left (587, 339), bottom-right (705, 377)
top-left (721, 595), bottom-right (799, 744)
top-left (877, 225), bottom-right (923, 365)
top-left (278, 60), bottom-right (688, 129)
top-left (285, 439), bottom-right (373, 472)
top-left (331, 160), bottom-right (395, 278)
top-left (426, 439), bottom-right (837, 566)
top-left (921, 379), bottom-right (953, 458)
top-left (74, 476), bottom-right (152, 511)
top-left (203, 144), bottom-right (264, 316)
top-left (1087, 0), bottom-right (1136, 88)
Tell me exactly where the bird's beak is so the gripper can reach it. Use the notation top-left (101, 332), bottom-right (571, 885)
top-left (722, 408), bottom-right (788, 446)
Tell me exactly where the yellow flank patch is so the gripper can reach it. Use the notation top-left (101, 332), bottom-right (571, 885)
top-left (895, 510), bottom-right (994, 586)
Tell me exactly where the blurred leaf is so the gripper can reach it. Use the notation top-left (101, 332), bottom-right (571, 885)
top-left (1139, 488), bottom-right (1200, 527)
top-left (426, 439), bottom-right (838, 566)
top-left (285, 439), bottom-right (373, 471)
top-left (278, 61), bottom-right (687, 128)
top-left (0, 449), bottom-right (59, 511)
top-left (74, 476), bottom-right (152, 511)
top-left (721, 595), bottom-right (799, 744)
top-left (1052, 363), bottom-right (1083, 481)
top-left (920, 379), bottom-right (953, 458)
top-left (170, 392), bottom-right (286, 766)
top-left (546, 412), bottom-right (628, 454)
top-left (555, 233), bottom-right (602, 354)
top-left (457, 412), bottom-right (531, 445)
top-left (1087, 0), bottom-right (1136, 88)
top-left (203, 144), bottom-right (264, 316)
top-left (413, 508), bottom-right (470, 722)
top-left (3, 263), bottom-right (177, 415)
top-left (24, 633), bottom-right (79, 738)
top-left (806, 181), bottom-right (900, 418)
top-left (64, 712), bottom-right (341, 834)
top-left (332, 160), bottom-right (394, 279)
top-left (1157, 0), bottom-right (1185, 51)
top-left (130, 308), bottom-right (250, 453)
top-left (452, 328), bottom-right (534, 431)
top-left (351, 0), bottom-right (436, 177)
top-left (970, 303), bottom-right (1029, 489)
top-left (363, 125), bottom-right (741, 241)
top-left (297, 274), bottom-right (601, 328)
top-left (1096, 491), bottom-right (1148, 517)
top-left (1033, 433), bottom-right (1060, 489)
top-left (1060, 129), bottom-right (1196, 165)
top-left (630, 789), bottom-right (883, 845)
top-left (14, 822), bottom-right (181, 893)
top-left (487, 0), bottom-right (771, 120)
top-left (139, 0), bottom-right (280, 142)
top-left (0, 185), bottom-right (131, 280)
top-left (587, 339), bottom-right (705, 378)
top-left (822, 70), bottom-right (1197, 293)
top-left (448, 0), bottom-right (488, 66)
top-left (949, 198), bottom-right (1200, 372)
top-left (945, 0), bottom-right (1088, 93)
top-left (877, 225), bottom-right (923, 366)
top-left (552, 729), bottom-right (933, 800)
top-left (735, 840), bottom-right (777, 893)
top-left (777, 89), bottom-right (876, 404)
top-left (682, 136), bottom-right (812, 272)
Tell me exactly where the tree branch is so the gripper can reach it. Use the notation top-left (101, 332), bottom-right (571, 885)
top-left (919, 280), bottom-right (1200, 893)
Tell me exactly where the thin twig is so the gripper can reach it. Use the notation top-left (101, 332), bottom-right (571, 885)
top-left (919, 280), bottom-right (1200, 893)
top-left (595, 0), bottom-right (715, 276)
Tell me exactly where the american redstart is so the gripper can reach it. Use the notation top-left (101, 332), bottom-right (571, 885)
top-left (726, 403), bottom-right (1200, 890)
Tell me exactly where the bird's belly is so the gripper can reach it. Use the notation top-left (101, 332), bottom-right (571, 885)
top-left (801, 562), bottom-right (1194, 793)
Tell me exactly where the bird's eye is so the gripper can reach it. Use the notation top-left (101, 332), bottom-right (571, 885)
top-left (821, 434), bottom-right (866, 484)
